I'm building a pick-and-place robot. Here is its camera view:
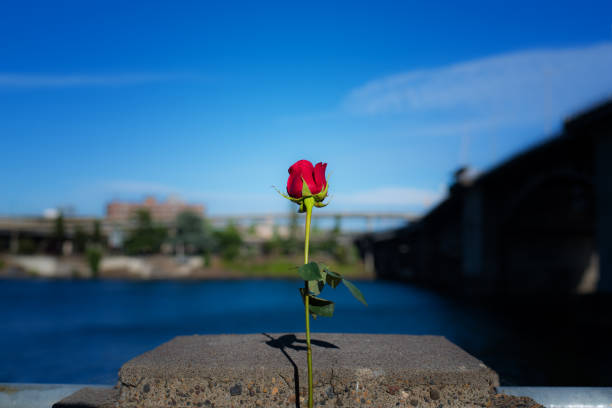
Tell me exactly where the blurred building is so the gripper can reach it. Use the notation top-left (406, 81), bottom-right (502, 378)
top-left (106, 196), bottom-right (204, 223)
top-left (356, 99), bottom-right (612, 294)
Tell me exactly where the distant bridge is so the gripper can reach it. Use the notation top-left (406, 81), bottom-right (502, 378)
top-left (0, 216), bottom-right (102, 235)
top-left (0, 211), bottom-right (419, 236)
top-left (0, 212), bottom-right (419, 253)
top-left (210, 211), bottom-right (418, 223)
top-left (209, 211), bottom-right (418, 221)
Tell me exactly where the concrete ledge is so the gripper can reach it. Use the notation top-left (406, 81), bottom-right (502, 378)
top-left (113, 333), bottom-right (498, 407)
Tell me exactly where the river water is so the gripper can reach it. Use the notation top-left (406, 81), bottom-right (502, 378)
top-left (0, 279), bottom-right (608, 386)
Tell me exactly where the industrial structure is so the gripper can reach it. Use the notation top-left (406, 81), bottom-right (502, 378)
top-left (356, 99), bottom-right (612, 294)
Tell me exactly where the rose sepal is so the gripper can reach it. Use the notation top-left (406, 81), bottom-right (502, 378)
top-left (313, 181), bottom-right (328, 202)
top-left (273, 186), bottom-right (304, 204)
top-left (313, 200), bottom-right (328, 208)
top-left (313, 172), bottom-right (330, 205)
top-left (301, 177), bottom-right (313, 198)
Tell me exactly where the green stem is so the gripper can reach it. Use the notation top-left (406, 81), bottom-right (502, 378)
top-left (304, 199), bottom-right (312, 265)
top-left (303, 197), bottom-right (314, 408)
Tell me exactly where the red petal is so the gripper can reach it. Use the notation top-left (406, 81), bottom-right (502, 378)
top-left (287, 172), bottom-right (303, 198)
top-left (288, 160), bottom-right (314, 175)
top-left (287, 159), bottom-right (318, 195)
top-left (313, 162), bottom-right (327, 193)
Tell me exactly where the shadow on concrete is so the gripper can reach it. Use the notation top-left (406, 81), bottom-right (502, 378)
top-left (262, 333), bottom-right (339, 408)
top-left (263, 333), bottom-right (339, 351)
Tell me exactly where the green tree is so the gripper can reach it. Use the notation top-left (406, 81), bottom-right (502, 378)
top-left (91, 220), bottom-right (103, 244)
top-left (52, 213), bottom-right (66, 254)
top-left (123, 210), bottom-right (168, 255)
top-left (18, 238), bottom-right (36, 254)
top-left (281, 207), bottom-right (300, 255)
top-left (247, 222), bottom-right (257, 236)
top-left (332, 215), bottom-right (342, 235)
top-left (54, 214), bottom-right (65, 239)
top-left (313, 215), bottom-right (352, 264)
top-left (73, 226), bottom-right (88, 253)
top-left (262, 227), bottom-right (282, 256)
top-left (214, 222), bottom-right (243, 261)
top-left (173, 211), bottom-right (214, 255)
top-left (86, 246), bottom-right (103, 278)
top-left (289, 209), bottom-right (299, 240)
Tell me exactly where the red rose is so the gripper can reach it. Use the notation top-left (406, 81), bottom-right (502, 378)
top-left (287, 160), bottom-right (328, 199)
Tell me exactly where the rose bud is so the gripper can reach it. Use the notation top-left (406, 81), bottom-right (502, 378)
top-left (276, 160), bottom-right (329, 212)
top-left (286, 160), bottom-right (328, 201)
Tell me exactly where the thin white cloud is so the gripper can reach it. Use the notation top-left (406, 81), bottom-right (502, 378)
top-left (407, 115), bottom-right (515, 138)
top-left (344, 42), bottom-right (612, 118)
top-left (0, 73), bottom-right (187, 87)
top-left (334, 186), bottom-right (444, 208)
top-left (103, 180), bottom-right (179, 196)
top-left (100, 180), bottom-right (442, 214)
top-left (101, 180), bottom-right (272, 208)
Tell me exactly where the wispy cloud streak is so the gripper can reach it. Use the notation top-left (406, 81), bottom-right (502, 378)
top-left (335, 187), bottom-right (444, 208)
top-left (344, 42), bottom-right (612, 119)
top-left (0, 73), bottom-right (187, 88)
top-left (102, 180), bottom-right (270, 204)
top-left (103, 180), bottom-right (180, 195)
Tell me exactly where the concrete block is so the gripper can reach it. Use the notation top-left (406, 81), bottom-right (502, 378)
top-left (114, 333), bottom-right (498, 407)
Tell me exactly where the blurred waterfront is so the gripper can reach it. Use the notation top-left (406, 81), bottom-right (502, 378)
top-left (3, 1), bottom-right (612, 396)
top-left (1, 278), bottom-right (610, 387)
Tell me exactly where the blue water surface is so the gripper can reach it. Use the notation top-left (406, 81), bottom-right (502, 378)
top-left (0, 279), bottom-right (506, 384)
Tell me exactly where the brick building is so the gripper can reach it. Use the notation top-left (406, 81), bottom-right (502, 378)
top-left (106, 196), bottom-right (204, 223)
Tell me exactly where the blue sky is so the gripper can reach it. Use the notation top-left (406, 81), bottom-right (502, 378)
top-left (1, 0), bottom-right (612, 217)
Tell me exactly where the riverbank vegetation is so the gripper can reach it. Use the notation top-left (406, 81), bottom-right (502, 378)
top-left (220, 255), bottom-right (367, 279)
top-left (0, 209), bottom-right (371, 280)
